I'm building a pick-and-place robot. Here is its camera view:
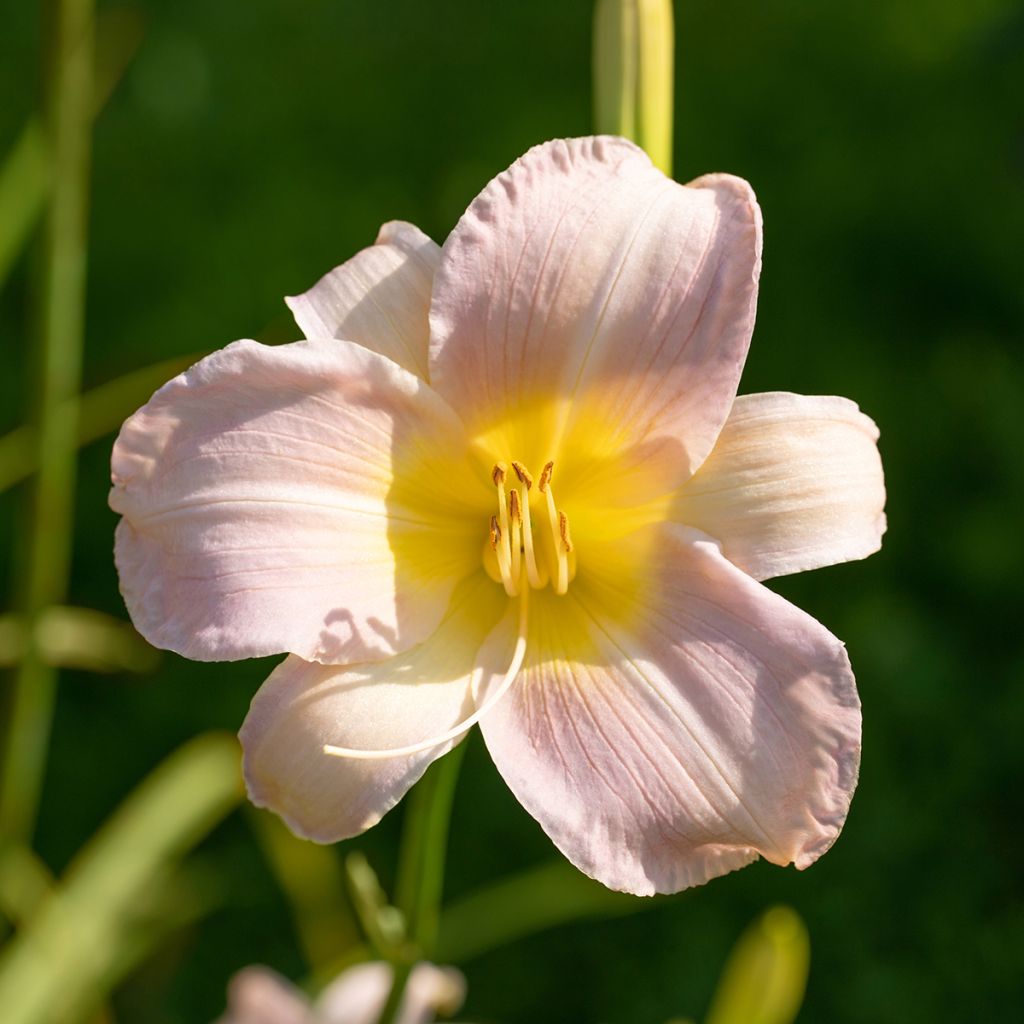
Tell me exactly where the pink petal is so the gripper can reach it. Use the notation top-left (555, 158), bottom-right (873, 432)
top-left (286, 221), bottom-right (439, 379)
top-left (429, 136), bottom-right (761, 491)
top-left (111, 338), bottom-right (478, 663)
top-left (316, 962), bottom-right (465, 1024)
top-left (676, 392), bottom-right (887, 580)
top-left (240, 575), bottom-right (506, 842)
top-left (218, 966), bottom-right (310, 1024)
top-left (478, 526), bottom-right (860, 895)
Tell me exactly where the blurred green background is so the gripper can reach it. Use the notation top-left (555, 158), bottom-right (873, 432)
top-left (1, 0), bottom-right (1022, 1021)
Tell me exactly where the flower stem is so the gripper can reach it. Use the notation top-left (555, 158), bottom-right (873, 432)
top-left (379, 744), bottom-right (466, 1024)
top-left (394, 744), bottom-right (467, 954)
top-left (0, 0), bottom-right (94, 843)
top-left (593, 0), bottom-right (675, 176)
top-left (376, 960), bottom-right (414, 1024)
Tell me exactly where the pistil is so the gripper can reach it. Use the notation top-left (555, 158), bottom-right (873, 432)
top-left (487, 459), bottom-right (574, 596)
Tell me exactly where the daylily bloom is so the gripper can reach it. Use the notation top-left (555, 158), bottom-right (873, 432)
top-left (111, 136), bottom-right (885, 896)
top-left (215, 962), bottom-right (465, 1024)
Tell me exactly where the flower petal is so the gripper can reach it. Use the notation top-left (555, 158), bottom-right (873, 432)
top-left (316, 962), bottom-right (465, 1024)
top-left (429, 136), bottom-right (761, 492)
top-left (675, 392), bottom-right (887, 580)
top-left (111, 337), bottom-right (479, 663)
top-left (217, 966), bottom-right (310, 1024)
top-left (240, 574), bottom-right (506, 843)
top-left (478, 526), bottom-right (860, 895)
top-left (286, 221), bottom-right (439, 379)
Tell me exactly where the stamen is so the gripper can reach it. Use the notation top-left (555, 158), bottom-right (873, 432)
top-left (511, 461), bottom-right (533, 489)
top-left (508, 488), bottom-right (522, 581)
top-left (518, 473), bottom-right (544, 588)
top-left (323, 579), bottom-right (530, 761)
top-left (540, 466), bottom-right (569, 594)
top-left (558, 510), bottom-right (574, 553)
top-left (492, 464), bottom-right (517, 596)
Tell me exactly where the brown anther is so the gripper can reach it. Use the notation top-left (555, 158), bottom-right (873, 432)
top-left (558, 511), bottom-right (574, 553)
top-left (511, 461), bottom-right (533, 489)
top-left (491, 462), bottom-right (507, 486)
top-left (509, 488), bottom-right (522, 524)
top-left (538, 461), bottom-right (554, 492)
top-left (489, 515), bottom-right (501, 549)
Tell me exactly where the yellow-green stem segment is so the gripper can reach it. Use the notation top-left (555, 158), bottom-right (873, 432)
top-left (0, 0), bottom-right (94, 843)
top-left (593, 0), bottom-right (675, 176)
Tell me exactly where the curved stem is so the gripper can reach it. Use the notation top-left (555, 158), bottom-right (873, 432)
top-left (0, 0), bottom-right (94, 844)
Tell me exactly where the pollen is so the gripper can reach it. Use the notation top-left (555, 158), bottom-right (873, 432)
top-left (484, 460), bottom-right (576, 596)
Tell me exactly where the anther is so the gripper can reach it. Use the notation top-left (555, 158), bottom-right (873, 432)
top-left (558, 510), bottom-right (574, 553)
top-left (509, 488), bottom-right (521, 524)
top-left (538, 461), bottom-right (554, 493)
top-left (511, 461), bottom-right (533, 489)
top-left (492, 462), bottom-right (507, 486)
top-left (489, 515), bottom-right (501, 550)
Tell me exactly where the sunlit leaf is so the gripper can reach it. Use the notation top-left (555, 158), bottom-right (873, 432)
top-left (0, 606), bottom-right (157, 673)
top-left (0, 352), bottom-right (204, 495)
top-left (0, 844), bottom-right (52, 931)
top-left (0, 8), bottom-right (142, 291)
top-left (344, 851), bottom-right (409, 960)
top-left (247, 808), bottom-right (359, 973)
top-left (436, 859), bottom-right (674, 963)
top-left (0, 733), bottom-right (242, 1024)
top-left (704, 906), bottom-right (810, 1024)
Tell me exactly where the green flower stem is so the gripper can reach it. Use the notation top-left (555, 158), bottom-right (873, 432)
top-left (0, 0), bottom-right (95, 844)
top-left (593, 0), bottom-right (675, 176)
top-left (376, 960), bottom-right (413, 1024)
top-left (380, 744), bottom-right (466, 1024)
top-left (393, 743), bottom-right (467, 954)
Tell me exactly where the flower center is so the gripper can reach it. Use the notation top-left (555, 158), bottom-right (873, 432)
top-left (483, 460), bottom-right (577, 596)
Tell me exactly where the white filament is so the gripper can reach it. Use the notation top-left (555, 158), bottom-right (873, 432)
top-left (322, 582), bottom-right (529, 761)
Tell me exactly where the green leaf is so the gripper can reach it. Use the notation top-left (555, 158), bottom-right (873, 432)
top-left (0, 606), bottom-right (158, 673)
top-left (344, 851), bottom-right (409, 960)
top-left (436, 858), bottom-right (674, 963)
top-left (247, 808), bottom-right (359, 973)
top-left (0, 7), bottom-right (142, 291)
top-left (0, 844), bottom-right (53, 932)
top-left (0, 352), bottom-right (204, 495)
top-left (0, 733), bottom-right (243, 1024)
top-left (704, 906), bottom-right (811, 1024)
top-left (0, 123), bottom-right (49, 289)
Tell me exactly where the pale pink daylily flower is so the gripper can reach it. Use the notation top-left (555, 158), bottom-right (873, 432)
top-left (111, 137), bottom-right (885, 896)
top-left (215, 962), bottom-right (465, 1024)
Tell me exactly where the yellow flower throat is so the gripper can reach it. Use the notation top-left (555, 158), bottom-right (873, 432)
top-left (483, 460), bottom-right (577, 597)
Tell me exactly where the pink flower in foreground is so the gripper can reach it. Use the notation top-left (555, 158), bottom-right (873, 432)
top-left (216, 962), bottom-right (464, 1024)
top-left (110, 137), bottom-right (885, 896)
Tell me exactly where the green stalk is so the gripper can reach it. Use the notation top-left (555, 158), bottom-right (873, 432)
top-left (375, 960), bottom-right (414, 1024)
top-left (0, 0), bottom-right (95, 843)
top-left (593, 0), bottom-right (675, 176)
top-left (381, 744), bottom-right (467, 1024)
top-left (393, 744), bottom-right (467, 954)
